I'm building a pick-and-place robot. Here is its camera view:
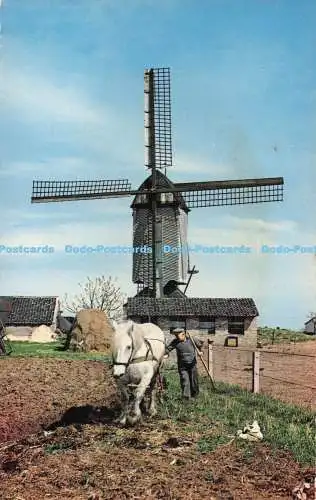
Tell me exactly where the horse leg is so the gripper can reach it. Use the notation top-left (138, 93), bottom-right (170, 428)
top-left (115, 382), bottom-right (129, 425)
top-left (127, 373), bottom-right (153, 425)
top-left (140, 378), bottom-right (156, 416)
top-left (140, 387), bottom-right (151, 414)
top-left (147, 372), bottom-right (159, 417)
top-left (147, 386), bottom-right (158, 417)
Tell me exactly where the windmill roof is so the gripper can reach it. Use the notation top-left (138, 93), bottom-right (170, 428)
top-left (126, 297), bottom-right (259, 318)
top-left (0, 296), bottom-right (58, 326)
top-left (142, 170), bottom-right (173, 189)
top-left (131, 170), bottom-right (189, 212)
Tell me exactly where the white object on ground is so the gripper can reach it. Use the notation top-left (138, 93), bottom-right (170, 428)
top-left (237, 420), bottom-right (263, 441)
top-left (31, 325), bottom-right (56, 343)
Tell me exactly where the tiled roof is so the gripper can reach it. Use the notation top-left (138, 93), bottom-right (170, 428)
top-left (0, 296), bottom-right (58, 326)
top-left (126, 297), bottom-right (259, 318)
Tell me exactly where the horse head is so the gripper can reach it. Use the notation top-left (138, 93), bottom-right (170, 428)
top-left (111, 320), bottom-right (142, 378)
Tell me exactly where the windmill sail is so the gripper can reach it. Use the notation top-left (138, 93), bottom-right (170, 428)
top-left (175, 177), bottom-right (284, 208)
top-left (30, 67), bottom-right (284, 301)
top-left (152, 67), bottom-right (172, 169)
top-left (31, 179), bottom-right (132, 203)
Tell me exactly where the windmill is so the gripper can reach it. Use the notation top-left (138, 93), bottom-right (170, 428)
top-left (31, 67), bottom-right (284, 300)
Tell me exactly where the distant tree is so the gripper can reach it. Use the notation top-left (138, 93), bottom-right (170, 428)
top-left (62, 275), bottom-right (126, 320)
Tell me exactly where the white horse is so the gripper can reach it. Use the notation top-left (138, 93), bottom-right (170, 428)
top-left (111, 319), bottom-right (165, 426)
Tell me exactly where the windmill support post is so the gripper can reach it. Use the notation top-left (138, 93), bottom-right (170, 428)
top-left (145, 69), bottom-right (163, 298)
top-left (145, 69), bottom-right (156, 297)
top-left (156, 216), bottom-right (163, 297)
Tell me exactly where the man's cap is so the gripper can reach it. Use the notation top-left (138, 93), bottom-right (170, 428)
top-left (172, 328), bottom-right (185, 335)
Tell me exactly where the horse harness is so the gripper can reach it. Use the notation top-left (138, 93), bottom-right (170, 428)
top-left (112, 336), bottom-right (167, 394)
top-left (112, 336), bottom-right (166, 369)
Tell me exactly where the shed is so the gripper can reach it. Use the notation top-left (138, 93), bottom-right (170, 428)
top-left (0, 296), bottom-right (60, 341)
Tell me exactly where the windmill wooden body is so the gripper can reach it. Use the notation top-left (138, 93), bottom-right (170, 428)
top-left (31, 67), bottom-right (284, 301)
top-left (131, 169), bottom-right (190, 297)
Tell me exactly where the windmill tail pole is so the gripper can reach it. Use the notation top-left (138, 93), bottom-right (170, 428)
top-left (184, 265), bottom-right (196, 295)
top-left (186, 330), bottom-right (216, 390)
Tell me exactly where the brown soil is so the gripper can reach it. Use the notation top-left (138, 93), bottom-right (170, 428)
top-left (0, 358), bottom-right (314, 499)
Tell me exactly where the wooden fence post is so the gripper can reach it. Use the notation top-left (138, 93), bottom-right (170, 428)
top-left (252, 351), bottom-right (260, 394)
top-left (207, 339), bottom-right (214, 380)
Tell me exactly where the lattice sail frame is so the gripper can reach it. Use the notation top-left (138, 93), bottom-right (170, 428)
top-left (152, 67), bottom-right (172, 169)
top-left (32, 177), bottom-right (284, 206)
top-left (32, 179), bottom-right (132, 202)
top-left (181, 183), bottom-right (283, 208)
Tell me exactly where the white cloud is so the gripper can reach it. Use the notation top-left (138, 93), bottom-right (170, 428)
top-left (227, 217), bottom-right (298, 233)
top-left (2, 195), bottom-right (133, 227)
top-left (1, 220), bottom-right (132, 249)
top-left (189, 216), bottom-right (314, 246)
top-left (184, 215), bottom-right (316, 327)
top-left (1, 66), bottom-right (109, 126)
top-left (174, 153), bottom-right (233, 177)
top-left (0, 156), bottom-right (138, 183)
top-left (186, 252), bottom-right (316, 328)
top-left (1, 206), bottom-right (315, 328)
top-left (0, 157), bottom-right (89, 178)
top-left (1, 62), bottom-right (142, 170)
top-left (0, 267), bottom-right (133, 301)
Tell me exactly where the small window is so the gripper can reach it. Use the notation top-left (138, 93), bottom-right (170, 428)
top-left (199, 316), bottom-right (215, 334)
top-left (228, 317), bottom-right (245, 335)
top-left (161, 193), bottom-right (174, 203)
top-left (135, 194), bottom-right (148, 204)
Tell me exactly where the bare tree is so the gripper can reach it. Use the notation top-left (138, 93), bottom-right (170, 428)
top-left (62, 275), bottom-right (126, 319)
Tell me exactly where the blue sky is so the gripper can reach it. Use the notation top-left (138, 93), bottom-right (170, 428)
top-left (1, 0), bottom-right (315, 328)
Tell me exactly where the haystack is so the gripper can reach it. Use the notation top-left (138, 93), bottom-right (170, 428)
top-left (69, 309), bottom-right (113, 354)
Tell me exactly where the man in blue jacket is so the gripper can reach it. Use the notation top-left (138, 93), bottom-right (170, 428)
top-left (165, 328), bottom-right (203, 399)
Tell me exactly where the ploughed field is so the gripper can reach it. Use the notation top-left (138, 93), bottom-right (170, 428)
top-left (0, 357), bottom-right (314, 499)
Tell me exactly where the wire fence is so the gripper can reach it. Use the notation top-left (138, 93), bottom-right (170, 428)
top-left (198, 342), bottom-right (316, 408)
